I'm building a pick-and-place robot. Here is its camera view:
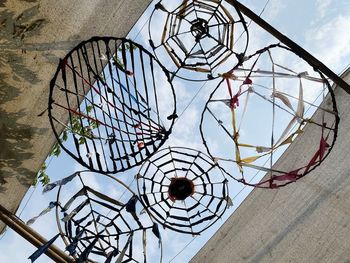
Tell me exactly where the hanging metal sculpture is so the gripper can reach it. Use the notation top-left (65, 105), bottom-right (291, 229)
top-left (148, 0), bottom-right (249, 81)
top-left (49, 37), bottom-right (177, 175)
top-left (137, 147), bottom-right (230, 235)
top-left (200, 44), bottom-right (339, 188)
top-left (46, 171), bottom-right (164, 262)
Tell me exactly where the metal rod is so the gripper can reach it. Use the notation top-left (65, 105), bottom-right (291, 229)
top-left (0, 204), bottom-right (74, 263)
top-left (227, 0), bottom-right (350, 94)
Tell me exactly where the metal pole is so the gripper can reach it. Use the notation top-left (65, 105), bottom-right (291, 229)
top-left (227, 0), bottom-right (350, 94)
top-left (0, 204), bottom-right (74, 263)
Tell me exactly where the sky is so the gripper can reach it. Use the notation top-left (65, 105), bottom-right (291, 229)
top-left (1, 0), bottom-right (350, 262)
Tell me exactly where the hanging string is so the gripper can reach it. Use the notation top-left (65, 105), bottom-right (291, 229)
top-left (200, 43), bottom-right (339, 188)
top-left (137, 147), bottom-right (230, 235)
top-left (49, 37), bottom-right (176, 174)
top-left (148, 0), bottom-right (249, 81)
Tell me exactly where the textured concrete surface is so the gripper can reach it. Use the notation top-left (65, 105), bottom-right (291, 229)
top-left (0, 0), bottom-right (151, 233)
top-left (191, 69), bottom-right (350, 263)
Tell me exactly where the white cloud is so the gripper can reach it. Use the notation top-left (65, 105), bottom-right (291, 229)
top-left (316, 0), bottom-right (333, 19)
top-left (262, 0), bottom-right (287, 21)
top-left (305, 14), bottom-right (350, 72)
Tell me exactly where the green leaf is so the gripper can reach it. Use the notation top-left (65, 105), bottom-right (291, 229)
top-left (32, 163), bottom-right (50, 186)
top-left (113, 55), bottom-right (125, 69)
top-left (91, 120), bottom-right (99, 129)
top-left (78, 137), bottom-right (86, 145)
top-left (62, 130), bottom-right (68, 141)
top-left (54, 145), bottom-right (61, 157)
top-left (86, 105), bottom-right (93, 113)
top-left (41, 162), bottom-right (47, 170)
top-left (50, 142), bottom-right (61, 157)
top-left (32, 177), bottom-right (38, 186)
top-left (39, 174), bottom-right (50, 185)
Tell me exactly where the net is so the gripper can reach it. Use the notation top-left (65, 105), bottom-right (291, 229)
top-left (148, 0), bottom-right (249, 81)
top-left (49, 37), bottom-right (177, 175)
top-left (200, 44), bottom-right (339, 188)
top-left (137, 147), bottom-right (230, 234)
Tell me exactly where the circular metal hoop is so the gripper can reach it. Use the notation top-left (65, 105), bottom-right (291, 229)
top-left (200, 44), bottom-right (339, 188)
top-left (137, 147), bottom-right (230, 235)
top-left (148, 0), bottom-right (249, 81)
top-left (49, 37), bottom-right (177, 174)
top-left (55, 171), bottom-right (162, 262)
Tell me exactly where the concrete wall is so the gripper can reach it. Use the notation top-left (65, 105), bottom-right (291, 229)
top-left (0, 0), bottom-right (151, 233)
top-left (191, 69), bottom-right (350, 263)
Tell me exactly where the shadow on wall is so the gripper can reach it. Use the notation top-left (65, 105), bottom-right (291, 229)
top-left (0, 109), bottom-right (38, 191)
top-left (0, 3), bottom-right (79, 191)
top-left (0, 4), bottom-right (45, 191)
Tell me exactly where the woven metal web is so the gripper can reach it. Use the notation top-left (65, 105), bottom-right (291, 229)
top-left (137, 147), bottom-right (230, 235)
top-left (200, 44), bottom-right (339, 188)
top-left (148, 0), bottom-right (249, 81)
top-left (49, 37), bottom-right (176, 174)
top-left (56, 172), bottom-right (162, 262)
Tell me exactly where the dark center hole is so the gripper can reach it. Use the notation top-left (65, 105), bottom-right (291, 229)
top-left (190, 18), bottom-right (209, 40)
top-left (168, 177), bottom-right (194, 201)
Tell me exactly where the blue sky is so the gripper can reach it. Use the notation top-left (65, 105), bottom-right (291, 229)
top-left (1, 0), bottom-right (350, 262)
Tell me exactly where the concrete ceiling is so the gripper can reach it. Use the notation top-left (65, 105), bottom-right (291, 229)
top-left (0, 0), bottom-right (151, 233)
top-left (191, 70), bottom-right (350, 263)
